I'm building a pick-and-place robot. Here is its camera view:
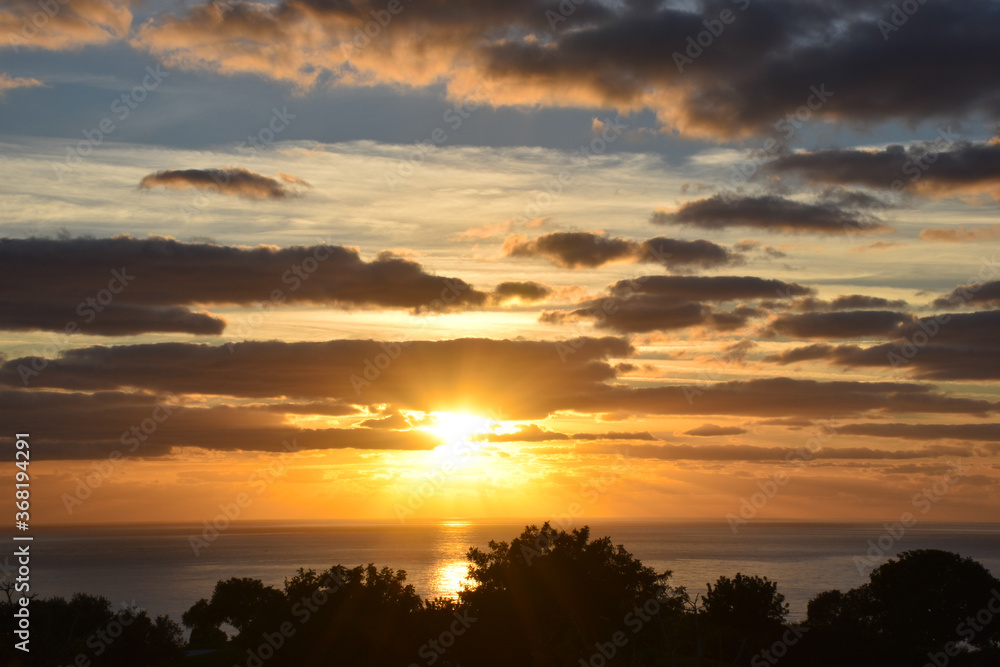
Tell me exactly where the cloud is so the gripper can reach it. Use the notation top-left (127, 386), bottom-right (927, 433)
top-left (0, 74), bottom-right (45, 95)
top-left (792, 295), bottom-right (910, 311)
top-left (139, 167), bottom-right (307, 199)
top-left (1, 0), bottom-right (131, 52)
top-left (540, 275), bottom-right (809, 333)
top-left (920, 225), bottom-right (1000, 243)
top-left (0, 302), bottom-right (225, 336)
top-left (502, 231), bottom-right (738, 270)
top-left (582, 442), bottom-right (975, 462)
top-left (0, 390), bottom-right (440, 460)
top-left (474, 425), bottom-right (660, 443)
top-left (490, 281), bottom-right (552, 304)
top-left (0, 237), bottom-right (490, 336)
top-left (837, 423), bottom-right (1000, 442)
top-left (0, 337), bottom-right (633, 419)
top-left (131, 0), bottom-right (1000, 138)
top-left (650, 194), bottom-right (889, 234)
top-left (933, 281), bottom-right (1000, 309)
top-left (610, 275), bottom-right (812, 302)
top-left (851, 241), bottom-right (907, 253)
top-left (768, 310), bottom-right (912, 339)
top-left (683, 424), bottom-right (748, 437)
top-left (3, 339), bottom-right (993, 420)
top-left (768, 139), bottom-right (1000, 200)
top-left (763, 311), bottom-right (1000, 379)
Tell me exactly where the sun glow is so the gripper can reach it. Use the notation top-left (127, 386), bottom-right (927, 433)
top-left (420, 412), bottom-right (496, 445)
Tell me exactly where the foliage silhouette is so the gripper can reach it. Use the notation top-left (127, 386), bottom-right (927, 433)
top-left (3, 533), bottom-right (998, 667)
top-left (795, 549), bottom-right (1000, 667)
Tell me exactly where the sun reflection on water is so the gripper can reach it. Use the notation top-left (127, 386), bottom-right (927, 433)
top-left (432, 559), bottom-right (470, 599)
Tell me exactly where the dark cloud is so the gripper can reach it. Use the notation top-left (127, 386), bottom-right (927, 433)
top-left (791, 295), bottom-right (910, 312)
top-left (0, 337), bottom-right (632, 419)
top-left (829, 295), bottom-right (909, 311)
top-left (651, 195), bottom-right (889, 234)
top-left (0, 390), bottom-right (438, 460)
top-left (491, 281), bottom-right (553, 303)
top-left (502, 232), bottom-right (738, 270)
top-left (933, 281), bottom-right (1000, 309)
top-left (134, 0), bottom-right (1000, 138)
top-left (764, 311), bottom-right (1000, 379)
top-left (588, 378), bottom-right (997, 418)
top-left (0, 302), bottom-right (225, 336)
top-left (683, 424), bottom-right (748, 436)
top-left (139, 167), bottom-right (309, 199)
top-left (768, 310), bottom-right (912, 339)
top-left (504, 232), bottom-right (635, 268)
top-left (768, 139), bottom-right (1000, 199)
top-left (612, 276), bottom-right (812, 302)
top-left (541, 275), bottom-right (808, 333)
top-left (3, 340), bottom-right (993, 420)
top-left (0, 237), bottom-right (489, 335)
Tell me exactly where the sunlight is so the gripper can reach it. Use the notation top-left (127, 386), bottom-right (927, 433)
top-left (420, 411), bottom-right (494, 446)
top-left (431, 559), bottom-right (471, 599)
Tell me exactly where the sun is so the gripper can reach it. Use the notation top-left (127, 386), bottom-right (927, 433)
top-left (421, 412), bottom-right (494, 446)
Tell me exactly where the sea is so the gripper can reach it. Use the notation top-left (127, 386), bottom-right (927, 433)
top-left (21, 520), bottom-right (1000, 624)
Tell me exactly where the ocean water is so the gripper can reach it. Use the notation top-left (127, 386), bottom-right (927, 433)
top-left (22, 521), bottom-right (1000, 623)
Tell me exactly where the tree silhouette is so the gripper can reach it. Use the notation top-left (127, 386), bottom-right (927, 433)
top-left (866, 549), bottom-right (1000, 649)
top-left (800, 549), bottom-right (1000, 666)
top-left (703, 572), bottom-right (789, 634)
top-left (457, 522), bottom-right (688, 666)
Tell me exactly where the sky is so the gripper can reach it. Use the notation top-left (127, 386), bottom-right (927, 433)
top-left (1, 0), bottom-right (1000, 525)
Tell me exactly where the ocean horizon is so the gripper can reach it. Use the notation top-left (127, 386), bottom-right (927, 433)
top-left (24, 519), bottom-right (1000, 624)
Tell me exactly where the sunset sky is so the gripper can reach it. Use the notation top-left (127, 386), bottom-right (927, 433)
top-left (2, 0), bottom-right (999, 525)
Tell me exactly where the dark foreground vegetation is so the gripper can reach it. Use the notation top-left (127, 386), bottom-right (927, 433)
top-left (3, 524), bottom-right (1000, 666)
